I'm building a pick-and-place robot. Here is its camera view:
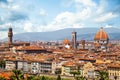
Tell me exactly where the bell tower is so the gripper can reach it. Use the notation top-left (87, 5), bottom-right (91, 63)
top-left (8, 27), bottom-right (13, 45)
top-left (72, 31), bottom-right (77, 50)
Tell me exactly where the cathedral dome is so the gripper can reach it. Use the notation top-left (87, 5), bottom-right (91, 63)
top-left (94, 27), bottom-right (109, 41)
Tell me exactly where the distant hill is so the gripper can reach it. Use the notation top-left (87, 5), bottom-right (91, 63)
top-left (4, 27), bottom-right (120, 41)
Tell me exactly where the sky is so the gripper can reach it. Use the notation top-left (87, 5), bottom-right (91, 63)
top-left (0, 0), bottom-right (120, 39)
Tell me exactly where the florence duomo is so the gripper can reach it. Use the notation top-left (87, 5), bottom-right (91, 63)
top-left (0, 0), bottom-right (120, 80)
top-left (94, 27), bottom-right (109, 52)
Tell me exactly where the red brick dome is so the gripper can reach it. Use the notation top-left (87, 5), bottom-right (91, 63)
top-left (94, 27), bottom-right (109, 40)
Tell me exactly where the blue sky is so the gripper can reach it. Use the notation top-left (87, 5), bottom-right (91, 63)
top-left (0, 0), bottom-right (120, 39)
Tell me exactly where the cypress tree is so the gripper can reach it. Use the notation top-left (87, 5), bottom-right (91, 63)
top-left (57, 75), bottom-right (61, 80)
top-left (41, 76), bottom-right (46, 80)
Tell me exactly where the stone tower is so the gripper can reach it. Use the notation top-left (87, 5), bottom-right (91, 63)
top-left (72, 31), bottom-right (77, 50)
top-left (8, 27), bottom-right (13, 45)
top-left (81, 40), bottom-right (85, 49)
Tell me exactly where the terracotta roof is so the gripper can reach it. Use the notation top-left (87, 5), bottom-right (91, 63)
top-left (0, 71), bottom-right (12, 79)
top-left (93, 63), bottom-right (107, 71)
top-left (80, 58), bottom-right (96, 61)
top-left (95, 43), bottom-right (100, 47)
top-left (94, 27), bottom-right (109, 40)
top-left (62, 53), bottom-right (74, 58)
top-left (63, 39), bottom-right (70, 44)
top-left (62, 61), bottom-right (76, 67)
top-left (13, 42), bottom-right (30, 45)
top-left (15, 46), bottom-right (44, 50)
top-left (107, 63), bottom-right (120, 68)
top-left (107, 43), bottom-right (112, 47)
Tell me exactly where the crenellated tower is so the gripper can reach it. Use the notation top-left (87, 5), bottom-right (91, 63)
top-left (8, 27), bottom-right (13, 45)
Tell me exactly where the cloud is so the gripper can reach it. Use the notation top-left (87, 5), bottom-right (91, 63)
top-left (22, 0), bottom-right (116, 32)
top-left (72, 23), bottom-right (84, 28)
top-left (0, 31), bottom-right (7, 39)
top-left (40, 10), bottom-right (87, 32)
top-left (61, 0), bottom-right (74, 7)
top-left (55, 11), bottom-right (75, 24)
top-left (8, 12), bottom-right (28, 21)
top-left (0, 16), bottom-right (4, 24)
top-left (0, 23), bottom-right (11, 39)
top-left (39, 8), bottom-right (47, 16)
top-left (0, 0), bottom-right (8, 4)
top-left (104, 24), bottom-right (113, 28)
top-left (0, 25), bottom-right (8, 31)
top-left (75, 0), bottom-right (96, 7)
top-left (0, 1), bottom-right (7, 8)
top-left (0, 16), bottom-right (4, 21)
top-left (112, 5), bottom-right (120, 15)
top-left (7, 0), bottom-right (13, 3)
top-left (0, 0), bottom-right (120, 40)
top-left (23, 21), bottom-right (33, 32)
top-left (11, 5), bottom-right (20, 10)
top-left (96, 0), bottom-right (107, 14)
top-left (94, 12), bottom-right (118, 23)
top-left (40, 3), bottom-right (91, 31)
top-left (55, 7), bottom-right (91, 24)
top-left (0, 23), bottom-right (12, 30)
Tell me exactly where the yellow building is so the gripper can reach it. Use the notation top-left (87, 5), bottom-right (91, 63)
top-left (96, 59), bottom-right (111, 64)
top-left (108, 63), bottom-right (120, 80)
top-left (83, 62), bottom-right (95, 78)
top-left (61, 61), bottom-right (76, 76)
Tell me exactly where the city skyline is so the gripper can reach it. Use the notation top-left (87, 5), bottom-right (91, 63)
top-left (0, 0), bottom-right (120, 39)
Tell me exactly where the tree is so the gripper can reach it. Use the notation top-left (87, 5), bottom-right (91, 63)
top-left (27, 75), bottom-right (37, 80)
top-left (41, 76), bottom-right (46, 80)
top-left (0, 60), bottom-right (5, 69)
top-left (70, 71), bottom-right (80, 78)
top-left (98, 71), bottom-right (109, 80)
top-left (57, 75), bottom-right (61, 80)
top-left (10, 69), bottom-right (24, 80)
top-left (0, 76), bottom-right (6, 80)
top-left (75, 76), bottom-right (85, 80)
top-left (55, 68), bottom-right (61, 74)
